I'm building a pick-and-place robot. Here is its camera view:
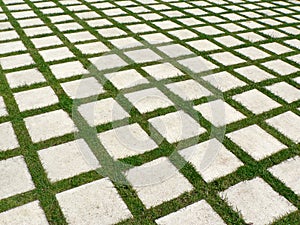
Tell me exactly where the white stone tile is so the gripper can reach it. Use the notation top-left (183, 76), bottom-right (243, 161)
top-left (142, 63), bottom-right (183, 80)
top-left (266, 111), bottom-right (300, 143)
top-left (202, 16), bottom-right (225, 24)
top-left (261, 43), bottom-right (293, 55)
top-left (236, 46), bottom-right (270, 60)
top-left (233, 89), bottom-right (280, 114)
top-left (125, 88), bottom-right (173, 113)
top-left (180, 139), bottom-right (243, 182)
top-left (124, 157), bottom-right (193, 208)
top-left (194, 26), bottom-right (223, 35)
top-left (0, 201), bottom-right (48, 225)
top-left (210, 52), bottom-right (245, 66)
top-left (178, 56), bottom-right (218, 73)
top-left (127, 24), bottom-right (154, 33)
top-left (262, 60), bottom-right (299, 75)
top-left (105, 69), bottom-right (148, 89)
top-left (23, 26), bottom-right (52, 37)
top-left (125, 49), bottom-right (161, 63)
top-left (149, 110), bottom-right (206, 143)
top-left (141, 33), bottom-right (172, 45)
top-left (98, 123), bottom-right (157, 159)
top-left (218, 23), bottom-right (245, 32)
top-left (76, 42), bottom-right (109, 54)
top-left (234, 65), bottom-right (274, 82)
top-left (56, 178), bottom-right (132, 225)
top-left (97, 27), bottom-right (126, 37)
top-left (219, 177), bottom-right (297, 225)
top-left (168, 29), bottom-right (197, 40)
top-left (31, 36), bottom-right (63, 48)
top-left (78, 98), bottom-right (129, 126)
top-left (237, 32), bottom-right (265, 42)
top-left (0, 30), bottom-right (18, 42)
top-left (86, 18), bottom-right (112, 28)
top-left (49, 15), bottom-right (73, 23)
top-left (187, 40), bottom-right (220, 52)
top-left (90, 54), bottom-right (127, 71)
top-left (214, 36), bottom-right (244, 47)
top-left (203, 71), bottom-right (246, 92)
top-left (266, 82), bottom-right (300, 103)
top-left (14, 86), bottom-right (58, 111)
top-left (166, 79), bottom-right (212, 101)
top-left (260, 29), bottom-right (287, 38)
top-left (0, 96), bottom-right (7, 117)
top-left (56, 22), bottom-right (83, 32)
top-left (61, 77), bottom-right (104, 99)
top-left (0, 53), bottom-right (34, 70)
top-left (39, 139), bottom-right (100, 182)
top-left (0, 156), bottom-right (35, 200)
top-left (227, 125), bottom-right (286, 160)
top-left (153, 21), bottom-right (180, 29)
top-left (284, 39), bottom-right (300, 49)
top-left (50, 61), bottom-right (89, 79)
top-left (0, 122), bottom-right (19, 151)
top-left (110, 37), bottom-right (142, 49)
top-left (39, 47), bottom-right (74, 62)
top-left (0, 41), bottom-right (26, 54)
top-left (194, 100), bottom-right (245, 127)
top-left (24, 110), bottom-right (78, 143)
top-left (156, 200), bottom-right (226, 225)
top-left (114, 16), bottom-right (140, 24)
top-left (268, 156), bottom-right (300, 195)
top-left (288, 54), bottom-right (300, 65)
top-left (64, 31), bottom-right (96, 43)
top-left (158, 44), bottom-right (193, 58)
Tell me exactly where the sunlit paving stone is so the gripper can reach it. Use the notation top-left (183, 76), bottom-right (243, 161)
top-left (50, 61), bottom-right (89, 79)
top-left (0, 122), bottom-right (19, 151)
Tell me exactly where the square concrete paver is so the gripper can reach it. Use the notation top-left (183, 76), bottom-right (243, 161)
top-left (39, 47), bottom-right (74, 62)
top-left (0, 156), bottom-right (35, 200)
top-left (0, 201), bottom-right (48, 225)
top-left (5, 68), bottom-right (46, 88)
top-left (90, 54), bottom-right (128, 71)
top-left (24, 110), bottom-right (78, 143)
top-left (149, 110), bottom-right (206, 143)
top-left (236, 46), bottom-right (270, 60)
top-left (210, 52), bottom-right (245, 66)
top-left (125, 49), bottom-right (162, 63)
top-left (227, 125), bottom-right (286, 160)
top-left (180, 139), bottom-right (243, 182)
top-left (0, 96), bottom-right (7, 117)
top-left (50, 61), bottom-right (89, 79)
top-left (158, 44), bottom-right (193, 58)
top-left (220, 177), bottom-right (297, 225)
top-left (98, 123), bottom-right (157, 159)
top-left (266, 111), bottom-right (300, 143)
top-left (142, 63), bottom-right (183, 80)
top-left (0, 122), bottom-right (19, 151)
top-left (124, 157), bottom-right (193, 208)
top-left (268, 156), bottom-right (300, 195)
top-left (38, 139), bottom-right (100, 182)
top-left (78, 98), bottom-right (129, 126)
top-left (234, 65), bottom-right (274, 82)
top-left (56, 178), bottom-right (132, 225)
top-left (0, 53), bottom-right (34, 70)
top-left (125, 88), bottom-right (174, 114)
top-left (178, 56), bottom-right (218, 73)
top-left (262, 59), bottom-right (298, 75)
top-left (266, 82), bottom-right (300, 103)
top-left (156, 200), bottom-right (226, 225)
top-left (194, 100), bottom-right (245, 127)
top-left (232, 89), bottom-right (281, 114)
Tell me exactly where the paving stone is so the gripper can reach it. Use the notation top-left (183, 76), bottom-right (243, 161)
top-left (0, 122), bottom-right (19, 151)
top-left (0, 156), bottom-right (35, 200)
top-left (219, 177), bottom-right (297, 225)
top-left (0, 41), bottom-right (26, 54)
top-left (266, 82), bottom-right (300, 103)
top-left (168, 29), bottom-right (197, 40)
top-left (210, 52), bottom-right (245, 66)
top-left (234, 65), bottom-right (274, 82)
top-left (39, 47), bottom-right (74, 62)
top-left (14, 86), bottom-right (58, 112)
top-left (232, 89), bottom-right (281, 114)
top-left (86, 18), bottom-right (112, 27)
top-left (266, 111), bottom-right (300, 143)
top-left (38, 139), bottom-right (100, 182)
top-left (0, 201), bottom-right (49, 225)
top-left (110, 37), bottom-right (142, 49)
top-left (288, 54), bottom-right (300, 65)
top-left (98, 27), bottom-right (126, 37)
top-left (156, 200), bottom-right (226, 225)
top-left (149, 110), bottom-right (206, 143)
top-left (227, 124), bottom-right (286, 160)
top-left (214, 36), bottom-right (244, 47)
top-left (142, 62), bottom-right (183, 80)
top-left (284, 39), bottom-right (300, 49)
top-left (31, 36), bottom-right (63, 48)
top-left (64, 31), bottom-right (96, 43)
top-left (0, 53), bottom-right (34, 70)
top-left (56, 178), bottom-right (132, 225)
top-left (261, 43), bottom-right (293, 55)
top-left (56, 22), bottom-right (83, 32)
top-left (105, 69), bottom-right (148, 89)
top-left (260, 29), bottom-right (287, 38)
top-left (158, 44), bottom-right (193, 58)
top-left (187, 40), bottom-right (220, 52)
top-left (237, 32), bottom-right (265, 42)
top-left (23, 26), bottom-right (53, 37)
top-left (166, 79), bottom-right (212, 101)
top-left (124, 88), bottom-right (174, 113)
top-left (98, 123), bottom-right (157, 159)
top-left (178, 56), bottom-right (218, 73)
top-left (141, 33), bottom-right (172, 44)
top-left (194, 100), bottom-right (245, 127)
top-left (75, 41), bottom-right (109, 54)
top-left (268, 156), bottom-right (300, 195)
top-left (236, 46), bottom-right (270, 60)
top-left (127, 24), bottom-right (154, 33)
top-left (125, 49), bottom-right (161, 63)
top-left (24, 110), bottom-right (78, 143)
top-left (203, 71), bottom-right (246, 92)
top-left (90, 54), bottom-right (128, 71)
top-left (124, 157), bottom-right (193, 208)
top-left (50, 61), bottom-right (89, 79)
top-left (0, 96), bottom-right (7, 117)
top-left (153, 21), bottom-right (180, 29)
top-left (78, 98), bottom-right (129, 126)
top-left (180, 139), bottom-right (243, 182)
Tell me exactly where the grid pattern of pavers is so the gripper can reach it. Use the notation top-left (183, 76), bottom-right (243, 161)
top-left (0, 0), bottom-right (299, 224)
